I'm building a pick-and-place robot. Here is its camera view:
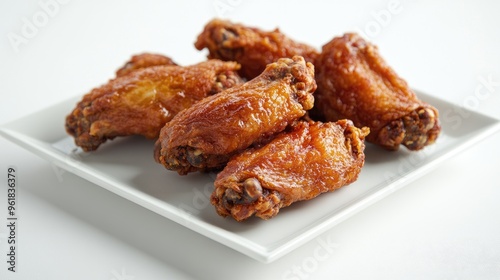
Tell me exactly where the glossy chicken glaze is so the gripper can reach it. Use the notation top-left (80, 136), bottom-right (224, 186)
top-left (66, 59), bottom-right (242, 151)
top-left (211, 120), bottom-right (369, 221)
top-left (155, 56), bottom-right (316, 175)
top-left (195, 19), bottom-right (319, 80)
top-left (314, 33), bottom-right (440, 150)
top-left (115, 53), bottom-right (177, 77)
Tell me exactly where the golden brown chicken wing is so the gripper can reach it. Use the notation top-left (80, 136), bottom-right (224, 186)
top-left (314, 33), bottom-right (440, 151)
top-left (155, 56), bottom-right (316, 175)
top-left (195, 19), bottom-right (319, 80)
top-left (66, 60), bottom-right (243, 152)
top-left (116, 53), bottom-right (177, 77)
top-left (211, 120), bottom-right (369, 221)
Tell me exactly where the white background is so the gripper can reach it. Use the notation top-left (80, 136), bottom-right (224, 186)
top-left (1, 0), bottom-right (500, 279)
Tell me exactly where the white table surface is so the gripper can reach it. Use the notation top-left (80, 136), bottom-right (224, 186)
top-left (1, 0), bottom-right (500, 279)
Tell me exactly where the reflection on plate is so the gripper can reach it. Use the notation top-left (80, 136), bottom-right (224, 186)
top-left (1, 91), bottom-right (499, 263)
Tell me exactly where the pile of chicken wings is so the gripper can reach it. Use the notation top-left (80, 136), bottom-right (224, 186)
top-left (66, 19), bottom-right (440, 221)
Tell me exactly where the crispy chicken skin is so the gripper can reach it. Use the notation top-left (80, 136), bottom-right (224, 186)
top-left (211, 120), bottom-right (369, 221)
top-left (155, 56), bottom-right (316, 175)
top-left (116, 53), bottom-right (177, 77)
top-left (195, 19), bottom-right (319, 80)
top-left (66, 60), bottom-right (243, 152)
top-left (314, 33), bottom-right (440, 150)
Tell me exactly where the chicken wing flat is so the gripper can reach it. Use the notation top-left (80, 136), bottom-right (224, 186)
top-left (314, 33), bottom-right (440, 150)
top-left (66, 60), bottom-right (243, 151)
top-left (116, 53), bottom-right (177, 77)
top-left (195, 19), bottom-right (319, 80)
top-left (155, 56), bottom-right (316, 175)
top-left (211, 120), bottom-right (369, 221)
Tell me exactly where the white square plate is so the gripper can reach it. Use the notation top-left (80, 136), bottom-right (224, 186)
top-left (1, 91), bottom-right (499, 263)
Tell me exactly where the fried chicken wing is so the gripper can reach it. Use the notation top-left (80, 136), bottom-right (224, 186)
top-left (195, 19), bottom-right (319, 80)
top-left (211, 120), bottom-right (369, 221)
top-left (66, 60), bottom-right (243, 152)
top-left (314, 33), bottom-right (440, 151)
top-left (155, 56), bottom-right (316, 175)
top-left (116, 53), bottom-right (177, 77)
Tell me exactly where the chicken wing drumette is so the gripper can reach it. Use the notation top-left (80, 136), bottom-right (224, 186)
top-left (66, 60), bottom-right (243, 151)
top-left (155, 56), bottom-right (316, 175)
top-left (314, 33), bottom-right (440, 151)
top-left (195, 19), bottom-right (319, 80)
top-left (115, 53), bottom-right (177, 77)
top-left (211, 120), bottom-right (369, 221)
